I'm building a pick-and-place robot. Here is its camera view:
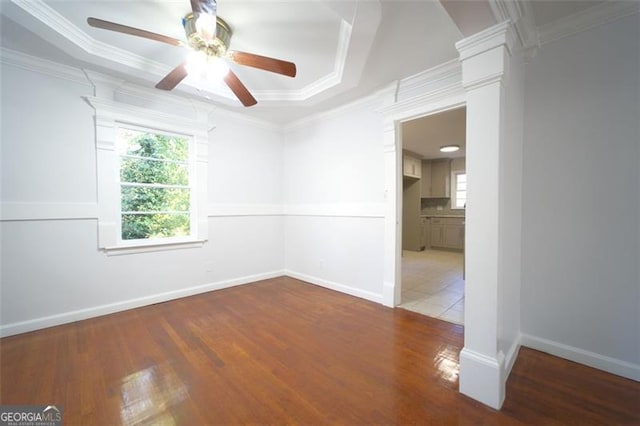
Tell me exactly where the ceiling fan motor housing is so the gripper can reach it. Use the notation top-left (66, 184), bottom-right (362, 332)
top-left (182, 13), bottom-right (232, 58)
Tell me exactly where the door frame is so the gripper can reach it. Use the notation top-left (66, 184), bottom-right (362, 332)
top-left (381, 89), bottom-right (466, 307)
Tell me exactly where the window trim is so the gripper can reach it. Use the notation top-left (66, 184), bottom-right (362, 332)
top-left (86, 97), bottom-right (209, 254)
top-left (451, 170), bottom-right (467, 210)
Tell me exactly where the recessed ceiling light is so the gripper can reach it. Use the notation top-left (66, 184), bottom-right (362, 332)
top-left (440, 145), bottom-right (460, 153)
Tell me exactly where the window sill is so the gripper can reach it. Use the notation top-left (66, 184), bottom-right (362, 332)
top-left (103, 239), bottom-right (205, 256)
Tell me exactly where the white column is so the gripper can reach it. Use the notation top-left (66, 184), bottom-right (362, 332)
top-left (456, 21), bottom-right (513, 409)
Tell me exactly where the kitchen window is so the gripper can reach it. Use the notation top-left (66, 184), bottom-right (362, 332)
top-left (453, 172), bottom-right (466, 209)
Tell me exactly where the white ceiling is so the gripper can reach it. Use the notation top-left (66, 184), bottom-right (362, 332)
top-left (402, 107), bottom-right (466, 160)
top-left (0, 0), bottom-right (606, 124)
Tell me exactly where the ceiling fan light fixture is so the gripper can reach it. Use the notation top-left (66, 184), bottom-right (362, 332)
top-left (206, 58), bottom-right (229, 80)
top-left (186, 51), bottom-right (229, 81)
top-left (183, 13), bottom-right (231, 58)
top-left (195, 13), bottom-right (217, 42)
top-left (440, 145), bottom-right (460, 153)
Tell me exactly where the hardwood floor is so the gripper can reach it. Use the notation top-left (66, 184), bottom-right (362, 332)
top-left (1, 277), bottom-right (638, 425)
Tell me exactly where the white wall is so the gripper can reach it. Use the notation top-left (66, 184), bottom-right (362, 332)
top-left (521, 14), bottom-right (640, 379)
top-left (283, 102), bottom-right (386, 302)
top-left (0, 60), bottom-right (285, 336)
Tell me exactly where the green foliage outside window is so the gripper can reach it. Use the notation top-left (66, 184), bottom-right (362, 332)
top-left (118, 129), bottom-right (191, 240)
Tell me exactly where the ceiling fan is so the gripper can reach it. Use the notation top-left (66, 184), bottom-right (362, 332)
top-left (87, 0), bottom-right (297, 107)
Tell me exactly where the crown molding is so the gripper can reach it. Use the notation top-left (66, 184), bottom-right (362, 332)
top-left (537, 1), bottom-right (640, 46)
top-left (0, 47), bottom-right (89, 85)
top-left (490, 0), bottom-right (538, 49)
top-left (11, 0), bottom-right (169, 77)
top-left (284, 89), bottom-right (383, 131)
top-left (396, 59), bottom-right (462, 102)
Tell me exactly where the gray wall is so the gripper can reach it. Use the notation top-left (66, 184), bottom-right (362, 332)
top-left (521, 14), bottom-right (640, 372)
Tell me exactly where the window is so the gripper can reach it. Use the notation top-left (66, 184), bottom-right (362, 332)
top-left (86, 96), bottom-right (208, 254)
top-left (453, 172), bottom-right (466, 209)
top-left (117, 127), bottom-right (193, 242)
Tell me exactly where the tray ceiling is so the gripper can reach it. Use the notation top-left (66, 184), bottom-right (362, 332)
top-left (0, 0), bottom-right (611, 123)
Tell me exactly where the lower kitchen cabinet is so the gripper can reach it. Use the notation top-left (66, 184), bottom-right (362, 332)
top-left (430, 217), bottom-right (464, 250)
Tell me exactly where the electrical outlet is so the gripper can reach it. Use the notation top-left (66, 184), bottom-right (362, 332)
top-left (205, 262), bottom-right (214, 272)
top-left (319, 259), bottom-right (325, 269)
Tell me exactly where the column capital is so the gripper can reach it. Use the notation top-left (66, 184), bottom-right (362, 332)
top-left (456, 20), bottom-right (514, 62)
top-left (456, 21), bottom-right (514, 91)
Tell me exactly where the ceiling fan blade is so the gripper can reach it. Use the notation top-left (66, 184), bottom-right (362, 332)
top-left (155, 63), bottom-right (189, 91)
top-left (190, 0), bottom-right (217, 15)
top-left (229, 51), bottom-right (297, 78)
top-left (223, 70), bottom-right (257, 107)
top-left (87, 18), bottom-right (183, 47)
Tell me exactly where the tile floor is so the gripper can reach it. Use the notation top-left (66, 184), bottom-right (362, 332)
top-left (399, 249), bottom-right (465, 325)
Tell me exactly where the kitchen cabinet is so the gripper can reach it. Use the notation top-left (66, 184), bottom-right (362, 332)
top-left (403, 154), bottom-right (421, 179)
top-left (421, 159), bottom-right (450, 198)
top-left (430, 217), bottom-right (464, 250)
top-left (402, 178), bottom-right (422, 251)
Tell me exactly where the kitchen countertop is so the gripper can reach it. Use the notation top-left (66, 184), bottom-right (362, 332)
top-left (421, 215), bottom-right (465, 218)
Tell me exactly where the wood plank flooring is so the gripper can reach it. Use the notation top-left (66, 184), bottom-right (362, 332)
top-left (1, 277), bottom-right (638, 424)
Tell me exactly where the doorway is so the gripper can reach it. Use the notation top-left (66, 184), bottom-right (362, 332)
top-left (398, 107), bottom-right (466, 324)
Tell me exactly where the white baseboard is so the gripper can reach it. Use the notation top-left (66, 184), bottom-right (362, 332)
top-left (520, 333), bottom-right (640, 382)
top-left (459, 348), bottom-right (505, 409)
top-left (382, 280), bottom-right (396, 307)
top-left (0, 270), bottom-right (285, 338)
top-left (284, 270), bottom-right (383, 304)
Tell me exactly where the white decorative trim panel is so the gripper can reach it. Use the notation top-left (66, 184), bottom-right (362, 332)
top-left (0, 202), bottom-right (98, 221)
top-left (283, 203), bottom-right (385, 218)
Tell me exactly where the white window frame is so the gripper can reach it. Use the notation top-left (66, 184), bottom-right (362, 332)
top-left (451, 170), bottom-right (467, 210)
top-left (86, 97), bottom-right (208, 255)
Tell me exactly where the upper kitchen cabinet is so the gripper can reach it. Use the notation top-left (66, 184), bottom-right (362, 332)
top-left (421, 159), bottom-right (450, 198)
top-left (403, 152), bottom-right (422, 179)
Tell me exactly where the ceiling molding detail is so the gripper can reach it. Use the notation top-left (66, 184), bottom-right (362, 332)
top-left (115, 80), bottom-right (279, 131)
top-left (288, 58), bottom-right (464, 132)
top-left (537, 1), bottom-right (640, 46)
top-left (0, 46), bottom-right (88, 85)
top-left (254, 20), bottom-right (353, 101)
top-left (490, 0), bottom-right (538, 49)
top-left (8, 0), bottom-right (363, 104)
top-left (285, 89), bottom-right (383, 132)
top-left (11, 0), bottom-right (170, 76)
top-left (396, 59), bottom-right (461, 103)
